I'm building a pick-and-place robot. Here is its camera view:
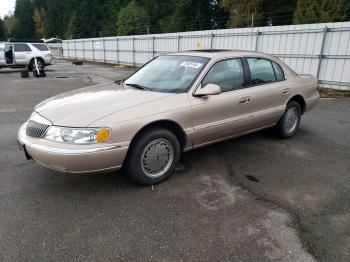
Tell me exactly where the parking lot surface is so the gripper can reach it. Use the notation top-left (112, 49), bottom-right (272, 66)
top-left (0, 61), bottom-right (349, 261)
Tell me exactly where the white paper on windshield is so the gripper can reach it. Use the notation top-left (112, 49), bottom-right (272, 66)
top-left (180, 61), bottom-right (203, 69)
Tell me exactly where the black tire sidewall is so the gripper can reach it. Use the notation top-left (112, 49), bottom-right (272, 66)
top-left (29, 58), bottom-right (44, 71)
top-left (124, 128), bottom-right (181, 185)
top-left (277, 101), bottom-right (301, 138)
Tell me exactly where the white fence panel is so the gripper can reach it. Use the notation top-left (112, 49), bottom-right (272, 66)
top-left (62, 21), bottom-right (350, 90)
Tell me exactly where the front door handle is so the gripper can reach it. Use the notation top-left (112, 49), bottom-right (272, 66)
top-left (239, 96), bottom-right (251, 104)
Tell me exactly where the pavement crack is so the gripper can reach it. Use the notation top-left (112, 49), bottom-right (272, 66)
top-left (214, 145), bottom-right (320, 261)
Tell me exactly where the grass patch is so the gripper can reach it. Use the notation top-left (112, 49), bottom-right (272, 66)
top-left (298, 214), bottom-right (319, 233)
top-left (299, 223), bottom-right (312, 233)
top-left (318, 87), bottom-right (350, 98)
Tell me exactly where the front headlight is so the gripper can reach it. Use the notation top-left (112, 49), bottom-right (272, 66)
top-left (44, 126), bottom-right (111, 144)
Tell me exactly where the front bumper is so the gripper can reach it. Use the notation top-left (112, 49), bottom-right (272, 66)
top-left (17, 123), bottom-right (129, 173)
top-left (43, 56), bottom-right (54, 66)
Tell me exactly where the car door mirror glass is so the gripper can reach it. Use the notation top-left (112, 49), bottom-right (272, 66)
top-left (194, 84), bottom-right (221, 96)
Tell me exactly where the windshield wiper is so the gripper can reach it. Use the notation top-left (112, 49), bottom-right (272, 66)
top-left (114, 79), bottom-right (125, 86)
top-left (125, 83), bottom-right (151, 91)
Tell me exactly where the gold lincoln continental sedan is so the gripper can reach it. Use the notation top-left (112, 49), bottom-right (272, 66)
top-left (18, 50), bottom-right (319, 185)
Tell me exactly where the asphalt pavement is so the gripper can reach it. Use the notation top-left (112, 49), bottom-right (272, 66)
top-left (0, 60), bottom-right (349, 261)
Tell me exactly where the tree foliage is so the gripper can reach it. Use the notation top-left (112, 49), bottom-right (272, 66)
top-left (117, 1), bottom-right (150, 35)
top-left (0, 19), bottom-right (6, 41)
top-left (6, 0), bottom-right (350, 40)
top-left (32, 7), bottom-right (46, 38)
top-left (3, 15), bottom-right (16, 39)
top-left (221, 0), bottom-right (263, 27)
top-left (293, 0), bottom-right (349, 24)
top-left (13, 0), bottom-right (36, 38)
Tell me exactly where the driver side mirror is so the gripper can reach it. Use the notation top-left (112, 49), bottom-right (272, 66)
top-left (194, 84), bottom-right (221, 97)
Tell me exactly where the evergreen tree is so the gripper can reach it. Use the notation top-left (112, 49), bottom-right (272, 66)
top-left (221, 0), bottom-right (263, 28)
top-left (160, 0), bottom-right (219, 32)
top-left (142, 0), bottom-right (173, 33)
top-left (293, 0), bottom-right (321, 24)
top-left (32, 7), bottom-right (46, 38)
top-left (3, 15), bottom-right (16, 39)
top-left (68, 1), bottom-right (93, 38)
top-left (13, 0), bottom-right (36, 38)
top-left (0, 19), bottom-right (6, 41)
top-left (293, 0), bottom-right (347, 24)
top-left (98, 0), bottom-right (119, 36)
top-left (45, 0), bottom-right (78, 38)
top-left (341, 0), bottom-right (350, 20)
top-left (117, 1), bottom-right (151, 35)
top-left (261, 0), bottom-right (296, 26)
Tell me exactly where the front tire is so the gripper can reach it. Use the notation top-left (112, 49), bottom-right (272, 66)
top-left (29, 58), bottom-right (45, 72)
top-left (124, 128), bottom-right (181, 185)
top-left (275, 101), bottom-right (301, 138)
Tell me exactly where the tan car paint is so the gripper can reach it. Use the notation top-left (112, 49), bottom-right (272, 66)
top-left (18, 50), bottom-right (319, 173)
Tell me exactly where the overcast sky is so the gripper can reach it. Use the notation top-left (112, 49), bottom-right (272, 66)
top-left (1, 0), bottom-right (16, 18)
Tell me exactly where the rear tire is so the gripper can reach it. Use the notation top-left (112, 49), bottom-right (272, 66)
top-left (21, 69), bottom-right (29, 78)
top-left (275, 101), bottom-right (301, 138)
top-left (124, 128), bottom-right (181, 185)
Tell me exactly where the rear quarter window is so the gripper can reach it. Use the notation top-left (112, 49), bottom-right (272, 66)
top-left (272, 62), bottom-right (285, 81)
top-left (32, 44), bottom-right (49, 51)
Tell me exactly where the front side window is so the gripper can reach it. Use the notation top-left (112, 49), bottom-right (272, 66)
top-left (202, 58), bottom-right (244, 92)
top-left (247, 58), bottom-right (276, 84)
top-left (125, 55), bottom-right (209, 93)
top-left (14, 44), bottom-right (32, 52)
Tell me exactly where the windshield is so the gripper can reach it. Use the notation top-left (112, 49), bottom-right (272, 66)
top-left (124, 55), bottom-right (209, 93)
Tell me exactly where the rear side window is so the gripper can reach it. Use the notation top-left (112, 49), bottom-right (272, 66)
top-left (247, 58), bottom-right (276, 84)
top-left (202, 58), bottom-right (244, 92)
top-left (14, 44), bottom-right (32, 52)
top-left (272, 62), bottom-right (285, 81)
top-left (32, 44), bottom-right (49, 51)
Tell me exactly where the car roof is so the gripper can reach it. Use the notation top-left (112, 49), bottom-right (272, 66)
top-left (172, 50), bottom-right (276, 60)
top-left (5, 42), bottom-right (47, 45)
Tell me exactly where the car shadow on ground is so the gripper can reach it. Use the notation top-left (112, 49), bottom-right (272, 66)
top-left (32, 128), bottom-right (280, 192)
top-left (0, 70), bottom-right (24, 74)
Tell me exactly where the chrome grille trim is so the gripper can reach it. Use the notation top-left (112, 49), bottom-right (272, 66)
top-left (26, 120), bottom-right (50, 138)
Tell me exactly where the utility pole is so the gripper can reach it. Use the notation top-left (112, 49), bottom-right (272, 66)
top-left (251, 13), bottom-right (254, 27)
top-left (146, 25), bottom-right (150, 34)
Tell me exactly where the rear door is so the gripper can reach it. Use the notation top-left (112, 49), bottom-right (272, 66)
top-left (235, 57), bottom-right (288, 130)
top-left (13, 43), bottom-right (32, 65)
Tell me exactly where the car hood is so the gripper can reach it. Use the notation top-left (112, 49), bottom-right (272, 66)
top-left (35, 82), bottom-right (173, 127)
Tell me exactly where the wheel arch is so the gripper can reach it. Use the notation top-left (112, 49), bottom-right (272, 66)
top-left (29, 57), bottom-right (46, 66)
top-left (288, 95), bottom-right (306, 114)
top-left (129, 120), bottom-right (187, 152)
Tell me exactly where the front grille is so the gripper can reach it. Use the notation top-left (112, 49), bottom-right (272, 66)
top-left (26, 120), bottom-right (50, 138)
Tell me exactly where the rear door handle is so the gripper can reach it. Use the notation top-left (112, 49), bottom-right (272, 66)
top-left (239, 96), bottom-right (251, 104)
top-left (282, 88), bottom-right (289, 94)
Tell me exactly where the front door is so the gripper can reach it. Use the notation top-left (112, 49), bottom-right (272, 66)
top-left (189, 58), bottom-right (254, 147)
top-left (4, 44), bottom-right (14, 64)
